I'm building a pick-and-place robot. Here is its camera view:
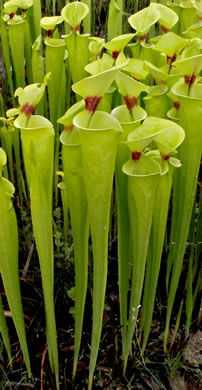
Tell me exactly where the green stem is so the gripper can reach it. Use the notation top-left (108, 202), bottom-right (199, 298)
top-left (61, 129), bottom-right (89, 379)
top-left (74, 110), bottom-right (122, 390)
top-left (8, 20), bottom-right (25, 88)
top-left (164, 87), bottom-right (202, 351)
top-left (16, 115), bottom-right (59, 389)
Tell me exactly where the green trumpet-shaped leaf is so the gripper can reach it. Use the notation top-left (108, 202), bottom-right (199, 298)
top-left (125, 118), bottom-right (166, 153)
top-left (58, 100), bottom-right (85, 129)
top-left (128, 6), bottom-right (160, 35)
top-left (7, 17), bottom-right (25, 88)
top-left (0, 148), bottom-right (7, 175)
top-left (144, 60), bottom-right (168, 83)
top-left (169, 156), bottom-right (182, 167)
top-left (4, 0), bottom-right (33, 11)
top-left (32, 35), bottom-right (45, 116)
top-left (14, 115), bottom-right (59, 388)
top-left (144, 85), bottom-right (170, 118)
top-left (6, 108), bottom-right (20, 118)
top-left (116, 71), bottom-right (149, 98)
top-left (190, 0), bottom-right (202, 13)
top-left (73, 110), bottom-right (122, 389)
top-left (85, 54), bottom-right (114, 75)
top-left (81, 0), bottom-right (91, 35)
top-left (0, 3), bottom-right (15, 105)
top-left (28, 0), bottom-right (41, 42)
top-left (60, 127), bottom-right (89, 380)
top-left (112, 105), bottom-right (147, 132)
top-left (181, 38), bottom-right (202, 58)
top-left (139, 155), bottom-right (174, 353)
top-left (14, 73), bottom-right (50, 128)
top-left (154, 32), bottom-right (188, 58)
top-left (4, 0), bottom-right (19, 15)
top-left (45, 39), bottom-right (65, 127)
top-left (166, 90), bottom-right (181, 120)
top-left (112, 104), bottom-right (146, 358)
top-left (172, 55), bottom-right (202, 86)
top-left (0, 119), bottom-right (15, 183)
top-left (3, 13), bottom-right (23, 23)
top-left (115, 71), bottom-right (149, 117)
top-left (89, 37), bottom-right (105, 58)
top-left (147, 116), bottom-right (185, 155)
top-left (122, 58), bottom-right (148, 80)
top-left (15, 73), bottom-right (51, 108)
top-left (0, 293), bottom-right (12, 362)
top-left (61, 1), bottom-right (89, 29)
top-left (72, 64), bottom-right (127, 113)
top-left (63, 31), bottom-right (89, 86)
top-left (0, 116), bottom-right (15, 127)
top-left (40, 15), bottom-right (63, 31)
top-left (72, 64), bottom-right (128, 98)
top-left (107, 0), bottom-right (122, 41)
top-left (164, 80), bottom-right (202, 352)
top-left (183, 23), bottom-right (202, 39)
top-left (122, 150), bottom-right (162, 177)
top-left (104, 33), bottom-right (135, 57)
top-left (150, 2), bottom-right (179, 30)
top-left (129, 40), bottom-right (166, 67)
top-left (122, 154), bottom-right (161, 371)
top-left (0, 175), bottom-right (31, 377)
top-left (19, 0), bottom-right (33, 9)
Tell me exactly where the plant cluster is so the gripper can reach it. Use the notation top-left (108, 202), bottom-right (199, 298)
top-left (0, 0), bottom-right (201, 389)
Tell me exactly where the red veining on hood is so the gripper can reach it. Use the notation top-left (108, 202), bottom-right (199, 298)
top-left (70, 24), bottom-right (80, 32)
top-left (162, 154), bottom-right (170, 161)
top-left (132, 151), bottom-right (142, 161)
top-left (85, 96), bottom-right (102, 113)
top-left (167, 53), bottom-right (176, 65)
top-left (20, 103), bottom-right (36, 117)
top-left (65, 124), bottom-right (74, 132)
top-left (161, 24), bottom-right (169, 34)
top-left (112, 51), bottom-right (120, 59)
top-left (139, 33), bottom-right (147, 41)
top-left (174, 101), bottom-right (180, 110)
top-left (184, 73), bottom-right (196, 87)
top-left (123, 96), bottom-right (138, 112)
